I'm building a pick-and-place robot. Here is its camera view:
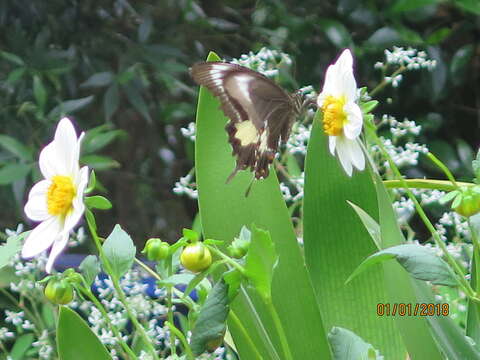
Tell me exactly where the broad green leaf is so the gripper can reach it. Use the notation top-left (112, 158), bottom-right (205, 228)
top-left (10, 333), bottom-right (34, 360)
top-left (346, 244), bottom-right (458, 286)
top-left (303, 116), bottom-right (403, 359)
top-left (0, 135), bottom-right (33, 161)
top-left (244, 225), bottom-right (278, 302)
top-left (196, 52), bottom-right (330, 359)
top-left (102, 224), bottom-right (136, 278)
top-left (80, 72), bottom-right (114, 88)
top-left (0, 163), bottom-right (31, 185)
top-left (48, 95), bottom-right (94, 119)
top-left (85, 195), bottom-right (112, 210)
top-left (190, 280), bottom-right (229, 356)
top-left (79, 255), bottom-right (101, 286)
top-left (57, 306), bottom-right (111, 360)
top-left (328, 327), bottom-right (382, 360)
top-left (347, 201), bottom-right (382, 249)
top-left (104, 84), bottom-right (120, 121)
top-left (0, 233), bottom-right (25, 269)
top-left (80, 155), bottom-right (120, 170)
top-left (223, 268), bottom-right (242, 302)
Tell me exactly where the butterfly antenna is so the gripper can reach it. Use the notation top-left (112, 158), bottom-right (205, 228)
top-left (244, 175), bottom-right (255, 197)
top-left (226, 167), bottom-right (240, 184)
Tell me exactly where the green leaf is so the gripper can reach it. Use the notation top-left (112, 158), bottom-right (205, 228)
top-left (0, 51), bottom-right (24, 66)
top-left (160, 273), bottom-right (196, 286)
top-left (183, 228), bottom-right (199, 241)
top-left (138, 14), bottom-right (153, 43)
top-left (303, 116), bottom-right (404, 359)
top-left (318, 19), bottom-right (352, 48)
top-left (57, 306), bottom-right (111, 360)
top-left (82, 129), bottom-right (124, 154)
top-left (426, 27), bottom-right (452, 45)
top-left (450, 44), bottom-right (474, 85)
top-left (80, 72), bottom-right (114, 88)
top-left (85, 196), bottom-right (112, 210)
top-left (223, 268), bottom-right (242, 302)
top-left (245, 225), bottom-right (278, 302)
top-left (473, 149), bottom-right (480, 182)
top-left (347, 244), bottom-right (458, 286)
top-left (48, 95), bottom-right (94, 119)
top-left (455, 0), bottom-right (480, 14)
top-left (10, 333), bottom-right (34, 360)
top-left (347, 201), bottom-right (382, 249)
top-left (6, 67), bottom-right (27, 85)
top-left (366, 27), bottom-right (402, 47)
top-left (439, 190), bottom-right (460, 204)
top-left (328, 327), bottom-right (382, 360)
top-left (79, 255), bottom-right (101, 286)
top-left (360, 100), bottom-right (378, 114)
top-left (33, 75), bottom-right (47, 111)
top-left (190, 280), bottom-right (229, 356)
top-left (196, 52), bottom-right (331, 359)
top-left (102, 224), bottom-right (136, 278)
top-left (0, 233), bottom-right (25, 270)
top-left (123, 82), bottom-right (152, 123)
top-left (184, 261), bottom-right (225, 298)
top-left (80, 154), bottom-right (120, 170)
top-left (0, 163), bottom-right (31, 185)
top-left (0, 134), bottom-right (33, 161)
top-left (390, 0), bottom-right (440, 13)
top-left (104, 84), bottom-right (120, 121)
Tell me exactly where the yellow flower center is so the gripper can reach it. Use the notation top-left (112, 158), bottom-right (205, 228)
top-left (47, 176), bottom-right (76, 216)
top-left (322, 95), bottom-right (347, 136)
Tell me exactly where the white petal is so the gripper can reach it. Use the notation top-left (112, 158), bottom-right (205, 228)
top-left (24, 180), bottom-right (50, 221)
top-left (328, 136), bottom-right (337, 155)
top-left (63, 166), bottom-right (88, 233)
top-left (340, 67), bottom-right (358, 101)
top-left (45, 232), bottom-right (69, 273)
top-left (21, 217), bottom-right (61, 258)
top-left (337, 49), bottom-right (354, 69)
top-left (39, 141), bottom-right (63, 179)
top-left (343, 102), bottom-right (363, 139)
top-left (346, 138), bottom-right (365, 171)
top-left (335, 137), bottom-right (353, 176)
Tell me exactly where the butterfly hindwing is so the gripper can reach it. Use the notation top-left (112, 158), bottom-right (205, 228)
top-left (191, 61), bottom-right (301, 181)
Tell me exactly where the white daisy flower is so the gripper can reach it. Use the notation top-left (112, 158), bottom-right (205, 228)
top-left (22, 117), bottom-right (89, 273)
top-left (317, 49), bottom-right (365, 176)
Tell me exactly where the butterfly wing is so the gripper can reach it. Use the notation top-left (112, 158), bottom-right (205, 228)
top-left (191, 62), bottom-right (298, 181)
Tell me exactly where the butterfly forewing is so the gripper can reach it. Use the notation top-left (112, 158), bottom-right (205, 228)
top-left (191, 61), bottom-right (301, 182)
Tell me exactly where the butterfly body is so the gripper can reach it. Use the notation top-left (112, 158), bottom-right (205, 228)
top-left (191, 61), bottom-right (303, 182)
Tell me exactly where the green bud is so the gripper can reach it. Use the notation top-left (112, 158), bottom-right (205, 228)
top-left (44, 279), bottom-right (74, 305)
top-left (142, 238), bottom-right (170, 261)
top-left (453, 187), bottom-right (480, 217)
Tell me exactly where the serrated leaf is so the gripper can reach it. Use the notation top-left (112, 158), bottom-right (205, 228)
top-left (79, 255), bottom-right (101, 286)
top-left (347, 244), bottom-right (458, 286)
top-left (80, 72), bottom-right (114, 88)
top-left (190, 280), bottom-right (229, 356)
top-left (0, 134), bottom-right (33, 161)
top-left (57, 306), bottom-right (110, 360)
top-left (102, 224), bottom-right (136, 279)
top-left (48, 96), bottom-right (94, 119)
top-left (244, 225), bottom-right (278, 302)
top-left (85, 196), bottom-right (112, 210)
top-left (329, 327), bottom-right (382, 360)
top-left (0, 233), bottom-right (25, 270)
top-left (0, 163), bottom-right (31, 185)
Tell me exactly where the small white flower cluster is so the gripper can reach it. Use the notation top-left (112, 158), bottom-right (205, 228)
top-left (280, 173), bottom-right (304, 202)
top-left (181, 122), bottom-right (196, 141)
top-left (392, 196), bottom-right (415, 225)
top-left (413, 189), bottom-right (446, 206)
top-left (231, 47), bottom-right (293, 78)
top-left (286, 124), bottom-right (312, 155)
top-left (382, 115), bottom-right (421, 140)
top-left (0, 327), bottom-right (14, 342)
top-left (379, 47), bottom-right (437, 71)
top-left (436, 211), bottom-right (470, 242)
top-left (375, 138), bottom-right (429, 168)
top-left (173, 173), bottom-right (198, 199)
top-left (385, 74), bottom-right (403, 88)
top-left (32, 330), bottom-right (54, 360)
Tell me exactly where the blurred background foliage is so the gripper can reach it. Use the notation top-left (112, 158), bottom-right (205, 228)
top-left (0, 0), bottom-right (478, 247)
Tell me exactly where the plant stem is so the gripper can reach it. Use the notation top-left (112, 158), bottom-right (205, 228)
top-left (79, 283), bottom-right (137, 359)
top-left (370, 65), bottom-right (406, 97)
top-left (85, 214), bottom-right (159, 360)
top-left (366, 126), bottom-right (477, 299)
top-left (426, 152), bottom-right (459, 188)
top-left (165, 321), bottom-right (194, 360)
top-left (166, 255), bottom-right (176, 357)
top-left (229, 310), bottom-right (264, 360)
top-left (384, 179), bottom-right (474, 191)
top-left (264, 298), bottom-right (293, 360)
top-left (207, 246), bottom-right (246, 276)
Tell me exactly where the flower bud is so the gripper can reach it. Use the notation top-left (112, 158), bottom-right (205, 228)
top-left (142, 238), bottom-right (170, 261)
top-left (180, 242), bottom-right (212, 272)
top-left (44, 279), bottom-right (74, 305)
top-left (453, 187), bottom-right (480, 218)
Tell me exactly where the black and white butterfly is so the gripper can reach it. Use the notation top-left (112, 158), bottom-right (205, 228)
top-left (191, 61), bottom-right (306, 184)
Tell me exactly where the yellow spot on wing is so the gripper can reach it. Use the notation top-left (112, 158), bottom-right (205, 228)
top-left (235, 120), bottom-right (258, 146)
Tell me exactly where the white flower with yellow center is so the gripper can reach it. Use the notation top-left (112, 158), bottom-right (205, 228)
top-left (317, 49), bottom-right (365, 176)
top-left (22, 118), bottom-right (89, 273)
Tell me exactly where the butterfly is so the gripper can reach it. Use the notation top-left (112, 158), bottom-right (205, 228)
top-left (190, 61), bottom-right (306, 186)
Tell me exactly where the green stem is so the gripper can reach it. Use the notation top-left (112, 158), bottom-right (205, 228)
top-left (85, 214), bottom-right (159, 360)
top-left (166, 256), bottom-right (176, 356)
top-left (229, 311), bottom-right (264, 360)
top-left (426, 153), bottom-right (459, 188)
top-left (165, 321), bottom-right (194, 360)
top-left (367, 126), bottom-right (477, 299)
top-left (384, 179), bottom-right (474, 191)
top-left (265, 298), bottom-right (293, 360)
top-left (370, 65), bottom-right (406, 97)
top-left (79, 283), bottom-right (137, 359)
top-left (207, 246), bottom-right (246, 276)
